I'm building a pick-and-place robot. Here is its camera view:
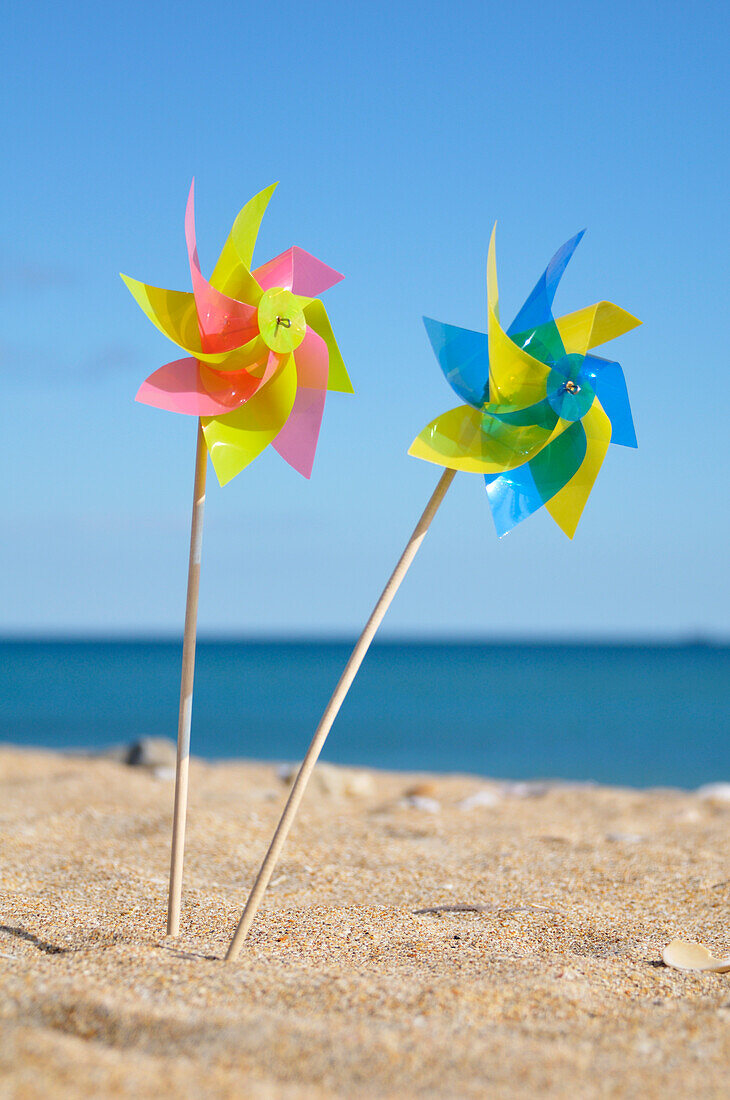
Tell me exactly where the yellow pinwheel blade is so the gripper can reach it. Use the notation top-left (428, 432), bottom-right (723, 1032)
top-left (209, 335), bottom-right (272, 374)
top-left (121, 273), bottom-right (272, 368)
top-left (555, 302), bottom-right (641, 355)
top-left (202, 355), bottom-right (297, 486)
top-left (487, 225), bottom-right (551, 408)
top-left (408, 404), bottom-right (570, 474)
top-left (544, 398), bottom-right (612, 537)
top-left (303, 299), bottom-right (353, 393)
top-left (209, 183), bottom-right (278, 302)
top-left (120, 275), bottom-right (204, 355)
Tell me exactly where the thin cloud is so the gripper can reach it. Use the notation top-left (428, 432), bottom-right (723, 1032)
top-left (1, 341), bottom-right (143, 381)
top-left (0, 263), bottom-right (77, 294)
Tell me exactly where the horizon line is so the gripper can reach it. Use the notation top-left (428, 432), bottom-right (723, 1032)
top-left (1, 631), bottom-right (728, 647)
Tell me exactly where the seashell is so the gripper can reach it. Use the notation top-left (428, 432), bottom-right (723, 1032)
top-left (662, 939), bottom-right (730, 973)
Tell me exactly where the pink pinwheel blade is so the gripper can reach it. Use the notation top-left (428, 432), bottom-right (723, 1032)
top-left (253, 246), bottom-right (344, 297)
top-left (185, 180), bottom-right (258, 354)
top-left (272, 328), bottom-right (329, 478)
top-left (136, 357), bottom-right (263, 416)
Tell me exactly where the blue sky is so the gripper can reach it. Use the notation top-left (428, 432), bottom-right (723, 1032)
top-left (3, 0), bottom-right (729, 638)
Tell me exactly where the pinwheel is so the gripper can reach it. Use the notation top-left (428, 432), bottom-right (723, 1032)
top-left (122, 182), bottom-right (351, 936)
top-left (225, 227), bottom-right (639, 961)
top-left (409, 227), bottom-right (639, 537)
top-left (124, 180), bottom-right (352, 483)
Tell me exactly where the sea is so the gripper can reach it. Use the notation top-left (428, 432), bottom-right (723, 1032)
top-left (1, 640), bottom-right (728, 789)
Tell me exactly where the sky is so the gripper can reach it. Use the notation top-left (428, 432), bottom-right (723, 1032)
top-left (2, 0), bottom-right (729, 639)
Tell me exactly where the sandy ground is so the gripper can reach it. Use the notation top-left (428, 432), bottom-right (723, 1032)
top-left (1, 746), bottom-right (729, 1099)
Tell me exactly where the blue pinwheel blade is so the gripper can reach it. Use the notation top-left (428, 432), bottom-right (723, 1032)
top-left (484, 465), bottom-right (544, 537)
top-left (484, 420), bottom-right (587, 536)
top-left (423, 317), bottom-right (489, 408)
top-left (507, 230), bottom-right (585, 337)
top-left (581, 354), bottom-right (637, 448)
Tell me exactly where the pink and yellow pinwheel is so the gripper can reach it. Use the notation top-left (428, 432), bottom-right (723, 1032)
top-left (121, 182), bottom-right (352, 484)
top-left (409, 227), bottom-right (640, 538)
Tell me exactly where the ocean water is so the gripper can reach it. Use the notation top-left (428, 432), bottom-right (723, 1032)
top-left (1, 640), bottom-right (728, 789)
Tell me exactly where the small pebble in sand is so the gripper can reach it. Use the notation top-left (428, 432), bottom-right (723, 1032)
top-left (459, 788), bottom-right (502, 810)
top-left (278, 762), bottom-right (374, 799)
top-left (403, 794), bottom-right (441, 813)
top-left (404, 781), bottom-right (438, 798)
top-left (501, 780), bottom-right (551, 798)
top-left (696, 782), bottom-right (730, 803)
top-left (673, 808), bottom-right (702, 822)
top-left (125, 737), bottom-right (178, 769)
top-left (152, 766), bottom-right (175, 781)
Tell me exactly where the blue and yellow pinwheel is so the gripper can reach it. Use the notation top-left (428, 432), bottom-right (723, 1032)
top-left (409, 228), bottom-right (640, 537)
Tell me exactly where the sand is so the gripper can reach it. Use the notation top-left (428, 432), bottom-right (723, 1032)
top-left (1, 746), bottom-right (729, 1099)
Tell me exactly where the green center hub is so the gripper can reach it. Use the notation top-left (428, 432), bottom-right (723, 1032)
top-left (257, 287), bottom-right (307, 353)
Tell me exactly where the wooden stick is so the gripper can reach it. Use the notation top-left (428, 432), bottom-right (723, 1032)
top-left (225, 466), bottom-right (456, 960)
top-left (166, 420), bottom-right (208, 937)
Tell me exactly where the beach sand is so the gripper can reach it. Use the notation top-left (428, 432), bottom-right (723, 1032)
top-left (1, 746), bottom-right (729, 1098)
